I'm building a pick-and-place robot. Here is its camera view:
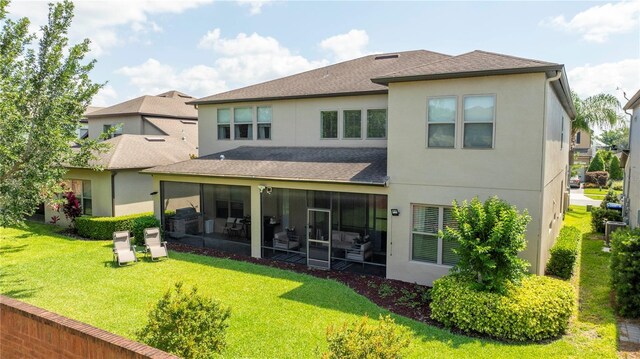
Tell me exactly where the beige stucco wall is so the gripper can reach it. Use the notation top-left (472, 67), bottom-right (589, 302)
top-left (113, 170), bottom-right (154, 216)
top-left (626, 107), bottom-right (640, 228)
top-left (87, 115), bottom-right (142, 139)
top-left (537, 82), bottom-right (571, 272)
top-left (384, 73), bottom-right (550, 285)
top-left (45, 168), bottom-right (113, 226)
top-left (149, 173), bottom-right (388, 257)
top-left (197, 95), bottom-right (388, 157)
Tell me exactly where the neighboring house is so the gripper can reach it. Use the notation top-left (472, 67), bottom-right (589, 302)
top-left (622, 89), bottom-right (640, 229)
top-left (143, 50), bottom-right (574, 286)
top-left (84, 90), bottom-right (198, 147)
top-left (572, 130), bottom-right (592, 178)
top-left (46, 135), bottom-right (196, 226)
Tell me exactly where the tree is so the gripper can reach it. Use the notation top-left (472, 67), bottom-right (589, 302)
top-left (609, 155), bottom-right (623, 180)
top-left (571, 91), bottom-right (622, 137)
top-left (598, 126), bottom-right (630, 150)
top-left (588, 152), bottom-right (606, 172)
top-left (442, 197), bottom-right (531, 294)
top-left (0, 0), bottom-right (105, 226)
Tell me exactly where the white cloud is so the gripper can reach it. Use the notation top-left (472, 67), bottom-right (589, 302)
top-left (236, 0), bottom-right (272, 15)
top-left (568, 58), bottom-right (640, 106)
top-left (197, 28), bottom-right (328, 85)
top-left (91, 85), bottom-right (119, 107)
top-left (319, 29), bottom-right (370, 62)
top-left (540, 0), bottom-right (640, 43)
top-left (115, 58), bottom-right (227, 97)
top-left (7, 0), bottom-right (213, 56)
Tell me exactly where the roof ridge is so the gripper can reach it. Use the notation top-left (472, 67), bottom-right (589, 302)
top-left (471, 49), bottom-right (557, 65)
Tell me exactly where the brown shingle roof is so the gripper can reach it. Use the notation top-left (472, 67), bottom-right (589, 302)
top-left (71, 134), bottom-right (196, 170)
top-left (87, 91), bottom-right (197, 119)
top-left (623, 89), bottom-right (640, 110)
top-left (142, 146), bottom-right (388, 185)
top-left (143, 116), bottom-right (198, 147)
top-left (372, 50), bottom-right (562, 84)
top-left (189, 50), bottom-right (451, 105)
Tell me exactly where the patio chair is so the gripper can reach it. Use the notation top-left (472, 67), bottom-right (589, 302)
top-left (222, 217), bottom-right (237, 236)
top-left (112, 231), bottom-right (137, 266)
top-left (273, 231), bottom-right (299, 250)
top-left (144, 227), bottom-right (168, 261)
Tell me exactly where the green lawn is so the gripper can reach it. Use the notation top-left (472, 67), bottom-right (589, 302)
top-left (583, 188), bottom-right (622, 200)
top-left (0, 216), bottom-right (616, 358)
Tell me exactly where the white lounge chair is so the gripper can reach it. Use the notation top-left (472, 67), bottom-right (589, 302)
top-left (144, 227), bottom-right (168, 261)
top-left (113, 231), bottom-right (137, 266)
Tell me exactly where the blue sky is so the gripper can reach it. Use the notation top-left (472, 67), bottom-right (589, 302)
top-left (8, 0), bottom-right (640, 111)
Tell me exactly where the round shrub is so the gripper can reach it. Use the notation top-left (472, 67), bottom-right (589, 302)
top-left (430, 275), bottom-right (574, 342)
top-left (137, 282), bottom-right (231, 359)
top-left (323, 315), bottom-right (411, 359)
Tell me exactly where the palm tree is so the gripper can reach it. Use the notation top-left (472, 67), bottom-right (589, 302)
top-left (571, 91), bottom-right (622, 137)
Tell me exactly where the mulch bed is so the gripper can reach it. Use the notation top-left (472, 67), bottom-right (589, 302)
top-left (167, 242), bottom-right (438, 325)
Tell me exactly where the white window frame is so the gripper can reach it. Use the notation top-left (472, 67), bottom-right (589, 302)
top-left (217, 108), bottom-right (231, 140)
top-left (411, 204), bottom-right (458, 266)
top-left (366, 109), bottom-right (387, 139)
top-left (426, 96), bottom-right (457, 149)
top-left (462, 94), bottom-right (496, 149)
top-left (233, 107), bottom-right (254, 140)
top-left (63, 179), bottom-right (92, 215)
top-left (320, 110), bottom-right (339, 139)
top-left (257, 106), bottom-right (272, 140)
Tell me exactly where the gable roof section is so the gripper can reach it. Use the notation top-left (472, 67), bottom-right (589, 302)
top-left (371, 50), bottom-right (562, 84)
top-left (142, 146), bottom-right (388, 185)
top-left (143, 116), bottom-right (198, 146)
top-left (71, 134), bottom-right (196, 170)
top-left (87, 91), bottom-right (197, 119)
top-left (623, 89), bottom-right (640, 110)
top-left (190, 50), bottom-right (451, 105)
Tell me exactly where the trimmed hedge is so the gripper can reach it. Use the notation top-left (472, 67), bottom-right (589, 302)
top-left (430, 275), bottom-right (574, 342)
top-left (585, 171), bottom-right (609, 186)
top-left (610, 228), bottom-right (640, 318)
top-left (590, 208), bottom-right (623, 233)
top-left (76, 212), bottom-right (157, 243)
top-left (546, 226), bottom-right (581, 280)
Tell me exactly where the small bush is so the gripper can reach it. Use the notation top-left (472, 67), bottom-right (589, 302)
top-left (599, 189), bottom-right (620, 209)
top-left (585, 171), bottom-right (609, 186)
top-left (582, 182), bottom-right (601, 189)
top-left (430, 275), bottom-right (574, 342)
top-left (131, 215), bottom-right (161, 246)
top-left (611, 180), bottom-right (624, 191)
top-left (75, 212), bottom-right (154, 239)
top-left (610, 228), bottom-right (640, 318)
top-left (442, 196), bottom-right (531, 294)
top-left (545, 226), bottom-right (581, 280)
top-left (137, 282), bottom-right (231, 359)
top-left (323, 315), bottom-right (411, 359)
top-left (590, 208), bottom-right (623, 233)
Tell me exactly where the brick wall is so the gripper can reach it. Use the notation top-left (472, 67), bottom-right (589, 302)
top-left (0, 295), bottom-right (178, 359)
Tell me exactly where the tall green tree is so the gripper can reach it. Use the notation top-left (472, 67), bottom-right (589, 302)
top-left (0, 0), bottom-right (105, 226)
top-left (609, 156), bottom-right (623, 180)
top-left (587, 152), bottom-right (606, 172)
top-left (571, 91), bottom-right (622, 137)
top-left (597, 126), bottom-right (630, 150)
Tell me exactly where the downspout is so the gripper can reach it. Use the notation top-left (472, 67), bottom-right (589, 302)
top-left (538, 70), bottom-right (563, 274)
top-left (111, 171), bottom-right (118, 217)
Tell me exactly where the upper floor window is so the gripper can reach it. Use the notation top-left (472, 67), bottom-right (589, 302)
top-left (257, 106), bottom-right (272, 140)
top-left (234, 107), bottom-right (253, 140)
top-left (367, 109), bottom-right (386, 139)
top-left (427, 97), bottom-right (456, 148)
top-left (321, 111), bottom-right (338, 139)
top-left (343, 110), bottom-right (362, 139)
top-left (463, 95), bottom-right (495, 148)
top-left (217, 108), bottom-right (231, 140)
top-left (576, 131), bottom-right (581, 144)
top-left (411, 204), bottom-right (458, 265)
top-left (103, 124), bottom-right (122, 139)
top-left (561, 116), bottom-right (564, 149)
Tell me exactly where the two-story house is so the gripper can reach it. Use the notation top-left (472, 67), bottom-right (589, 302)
top-left (45, 91), bottom-right (198, 225)
top-left (623, 89), bottom-right (640, 229)
top-left (143, 50), bottom-right (574, 285)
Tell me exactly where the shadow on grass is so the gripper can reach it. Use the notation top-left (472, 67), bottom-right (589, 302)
top-left (0, 243), bottom-right (28, 255)
top-left (0, 268), bottom-right (42, 299)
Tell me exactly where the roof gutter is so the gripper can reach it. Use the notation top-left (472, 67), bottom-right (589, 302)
top-left (371, 65), bottom-right (564, 85)
top-left (186, 90), bottom-right (389, 106)
top-left (138, 170), bottom-right (388, 187)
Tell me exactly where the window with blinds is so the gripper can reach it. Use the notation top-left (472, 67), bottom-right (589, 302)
top-left (411, 205), bottom-right (459, 266)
